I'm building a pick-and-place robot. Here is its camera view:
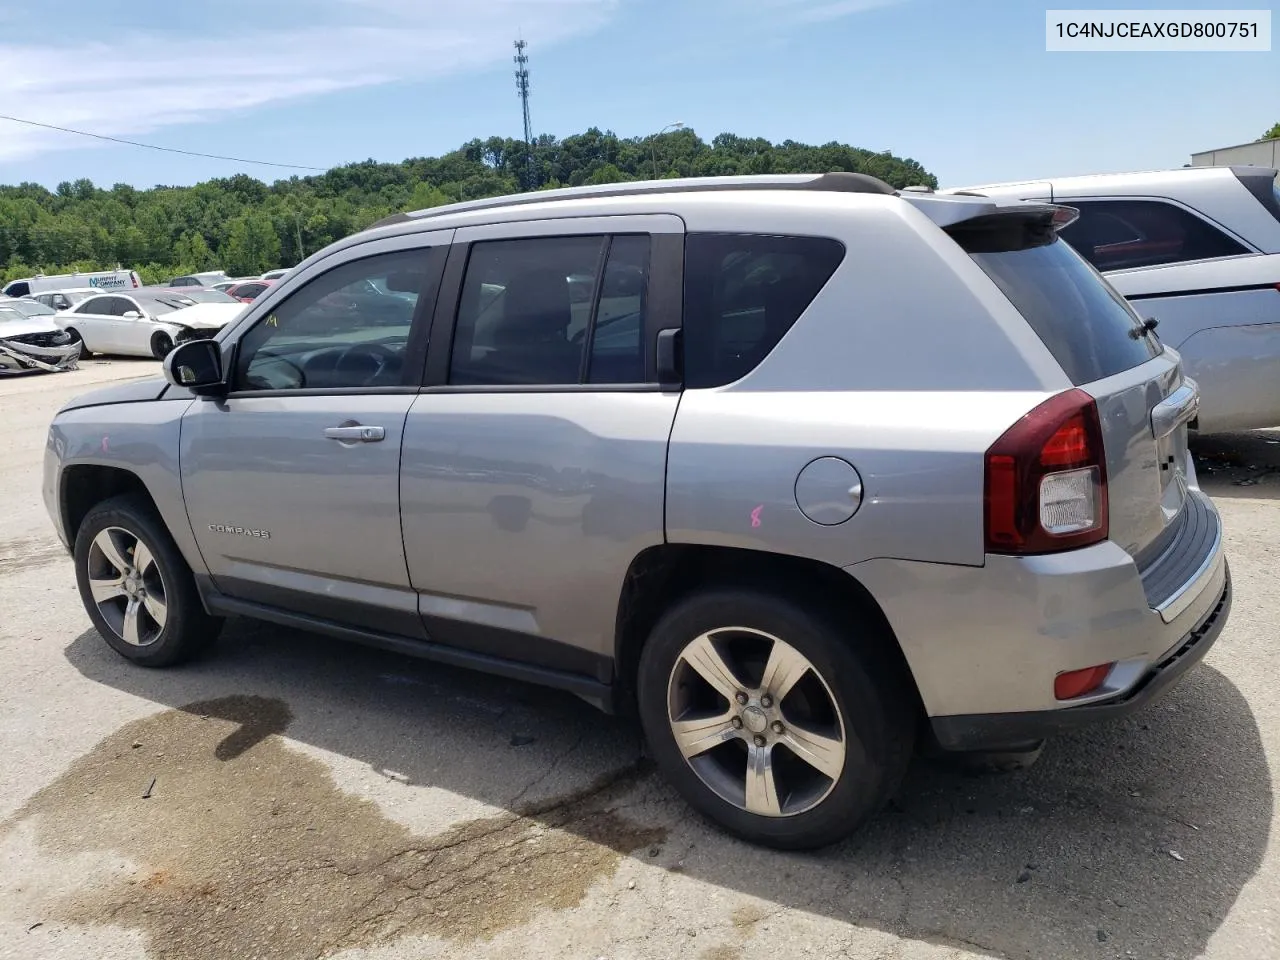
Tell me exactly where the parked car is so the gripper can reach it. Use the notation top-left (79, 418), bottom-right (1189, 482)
top-left (224, 279), bottom-right (276, 302)
top-left (44, 172), bottom-right (1229, 850)
top-left (259, 268), bottom-right (292, 281)
top-left (168, 271), bottom-right (229, 288)
top-left (945, 165), bottom-right (1280, 433)
top-left (145, 286), bottom-right (241, 304)
top-left (0, 298), bottom-right (79, 372)
top-left (212, 278), bottom-right (256, 293)
top-left (31, 287), bottom-right (104, 312)
top-left (3, 269), bottom-right (141, 298)
top-left (58, 290), bottom-right (246, 358)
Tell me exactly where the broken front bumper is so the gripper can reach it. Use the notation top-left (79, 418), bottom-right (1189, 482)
top-left (0, 338), bottom-right (80, 372)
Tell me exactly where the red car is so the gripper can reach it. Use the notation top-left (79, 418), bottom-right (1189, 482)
top-left (225, 279), bottom-right (276, 303)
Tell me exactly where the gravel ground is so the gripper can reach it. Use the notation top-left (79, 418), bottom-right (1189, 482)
top-left (1, 360), bottom-right (1277, 960)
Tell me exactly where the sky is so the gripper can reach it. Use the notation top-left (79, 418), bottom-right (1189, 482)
top-left (0, 0), bottom-right (1274, 191)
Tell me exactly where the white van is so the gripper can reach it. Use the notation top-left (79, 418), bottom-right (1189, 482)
top-left (2, 270), bottom-right (142, 298)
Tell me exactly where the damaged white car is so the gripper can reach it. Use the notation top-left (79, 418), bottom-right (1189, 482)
top-left (0, 298), bottom-right (80, 373)
top-left (58, 290), bottom-right (247, 359)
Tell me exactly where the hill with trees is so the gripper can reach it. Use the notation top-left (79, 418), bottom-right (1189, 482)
top-left (0, 127), bottom-right (936, 285)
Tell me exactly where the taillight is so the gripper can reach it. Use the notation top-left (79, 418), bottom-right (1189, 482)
top-left (984, 388), bottom-right (1108, 555)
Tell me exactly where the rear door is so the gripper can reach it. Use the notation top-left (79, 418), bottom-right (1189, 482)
top-left (956, 215), bottom-right (1190, 561)
top-left (400, 215), bottom-right (683, 676)
top-left (69, 295), bottom-right (127, 352)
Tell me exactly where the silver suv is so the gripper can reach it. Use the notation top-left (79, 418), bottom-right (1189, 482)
top-left (44, 173), bottom-right (1231, 849)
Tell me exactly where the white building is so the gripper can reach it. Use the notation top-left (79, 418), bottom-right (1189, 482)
top-left (1191, 138), bottom-right (1279, 178)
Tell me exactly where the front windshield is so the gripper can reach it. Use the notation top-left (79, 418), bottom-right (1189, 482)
top-left (0, 307), bottom-right (27, 322)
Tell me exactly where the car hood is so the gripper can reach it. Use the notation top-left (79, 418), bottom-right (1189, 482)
top-left (161, 302), bottom-right (247, 330)
top-left (0, 316), bottom-right (62, 338)
top-left (58, 376), bottom-right (173, 413)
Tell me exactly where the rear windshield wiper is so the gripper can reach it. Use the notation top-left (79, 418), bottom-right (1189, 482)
top-left (1129, 317), bottom-right (1159, 340)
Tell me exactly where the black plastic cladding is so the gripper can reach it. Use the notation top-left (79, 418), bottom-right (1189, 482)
top-left (368, 172), bottom-right (899, 232)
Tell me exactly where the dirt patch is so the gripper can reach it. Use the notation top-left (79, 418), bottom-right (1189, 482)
top-left (5, 695), bottom-right (664, 959)
top-left (0, 535), bottom-right (70, 574)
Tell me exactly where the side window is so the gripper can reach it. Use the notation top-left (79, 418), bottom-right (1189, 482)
top-left (449, 234), bottom-right (650, 387)
top-left (76, 296), bottom-right (110, 314)
top-left (449, 236), bottom-right (601, 386)
top-left (587, 235), bottom-right (649, 384)
top-left (233, 248), bottom-right (431, 393)
top-left (682, 234), bottom-right (846, 389)
top-left (1059, 199), bottom-right (1250, 271)
top-left (241, 283), bottom-right (266, 298)
top-left (117, 298), bottom-right (142, 317)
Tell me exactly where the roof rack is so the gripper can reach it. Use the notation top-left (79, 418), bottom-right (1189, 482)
top-left (368, 171), bottom-right (897, 231)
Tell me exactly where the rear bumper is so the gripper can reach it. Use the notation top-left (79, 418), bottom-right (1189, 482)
top-left (929, 564), bottom-right (1230, 752)
top-left (846, 488), bottom-right (1229, 749)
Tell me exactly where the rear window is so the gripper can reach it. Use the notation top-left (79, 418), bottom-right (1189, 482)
top-left (957, 218), bottom-right (1159, 385)
top-left (683, 233), bottom-right (845, 388)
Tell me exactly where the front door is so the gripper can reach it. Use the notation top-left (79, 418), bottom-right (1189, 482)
top-left (180, 235), bottom-right (450, 636)
top-left (400, 216), bottom-right (684, 676)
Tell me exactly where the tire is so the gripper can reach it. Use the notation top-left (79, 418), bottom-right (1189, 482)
top-left (64, 328), bottom-right (87, 358)
top-left (637, 588), bottom-right (915, 850)
top-left (150, 331), bottom-right (174, 360)
top-left (73, 494), bottom-right (223, 667)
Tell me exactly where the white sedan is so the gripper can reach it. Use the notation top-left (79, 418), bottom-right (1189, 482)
top-left (58, 291), bottom-right (247, 359)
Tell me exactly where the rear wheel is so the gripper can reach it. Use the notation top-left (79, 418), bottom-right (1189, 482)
top-left (637, 588), bottom-right (915, 849)
top-left (74, 495), bottom-right (222, 667)
top-left (150, 331), bottom-right (174, 360)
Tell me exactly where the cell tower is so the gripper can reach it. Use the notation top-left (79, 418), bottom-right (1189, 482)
top-left (513, 39), bottom-right (536, 190)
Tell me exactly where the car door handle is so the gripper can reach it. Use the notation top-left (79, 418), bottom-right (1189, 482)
top-left (1150, 378), bottom-right (1199, 441)
top-left (324, 425), bottom-right (385, 443)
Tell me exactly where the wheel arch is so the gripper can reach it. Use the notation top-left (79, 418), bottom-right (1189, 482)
top-left (613, 543), bottom-right (927, 723)
top-left (60, 464), bottom-right (160, 548)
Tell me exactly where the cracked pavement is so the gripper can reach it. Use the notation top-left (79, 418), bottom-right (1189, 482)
top-left (1, 360), bottom-right (1278, 960)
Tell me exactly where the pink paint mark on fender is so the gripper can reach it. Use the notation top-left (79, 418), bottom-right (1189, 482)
top-left (750, 504), bottom-right (763, 528)
top-left (101, 435), bottom-right (109, 453)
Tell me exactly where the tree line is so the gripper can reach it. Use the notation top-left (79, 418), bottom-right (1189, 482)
top-left (0, 127), bottom-right (936, 285)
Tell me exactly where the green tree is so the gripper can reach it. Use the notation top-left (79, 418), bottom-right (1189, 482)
top-left (221, 213), bottom-right (282, 276)
top-left (1262, 122), bottom-right (1280, 141)
top-left (0, 126), bottom-right (938, 278)
top-left (405, 182), bottom-right (449, 211)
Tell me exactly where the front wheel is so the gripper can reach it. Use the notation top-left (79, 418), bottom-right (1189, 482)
top-left (64, 328), bottom-right (87, 358)
top-left (637, 588), bottom-right (915, 850)
top-left (150, 331), bottom-right (174, 360)
top-left (74, 494), bottom-right (223, 667)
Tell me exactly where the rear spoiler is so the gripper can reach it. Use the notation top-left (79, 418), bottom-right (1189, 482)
top-left (900, 191), bottom-right (1079, 237)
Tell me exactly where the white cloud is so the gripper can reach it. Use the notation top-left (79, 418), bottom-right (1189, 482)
top-left (0, 0), bottom-right (617, 163)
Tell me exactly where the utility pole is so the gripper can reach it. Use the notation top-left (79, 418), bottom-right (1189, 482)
top-left (514, 39), bottom-right (536, 191)
top-left (650, 122), bottom-right (685, 180)
top-left (292, 210), bottom-right (304, 263)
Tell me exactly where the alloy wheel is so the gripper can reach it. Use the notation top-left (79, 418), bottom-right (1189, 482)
top-left (666, 627), bottom-right (847, 817)
top-left (85, 526), bottom-right (169, 647)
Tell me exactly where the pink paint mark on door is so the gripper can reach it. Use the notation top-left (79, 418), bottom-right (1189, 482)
top-left (750, 505), bottom-right (763, 528)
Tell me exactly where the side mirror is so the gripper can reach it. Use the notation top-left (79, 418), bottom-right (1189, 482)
top-left (122, 310), bottom-right (143, 319)
top-left (163, 339), bottom-right (225, 393)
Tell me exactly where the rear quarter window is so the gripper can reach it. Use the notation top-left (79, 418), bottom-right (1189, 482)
top-left (955, 217), bottom-right (1159, 385)
top-left (1058, 199), bottom-right (1249, 271)
top-left (682, 233), bottom-right (845, 389)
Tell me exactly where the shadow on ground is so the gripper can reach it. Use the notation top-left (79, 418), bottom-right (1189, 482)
top-left (1193, 429), bottom-right (1280, 501)
top-left (42, 613), bottom-right (1271, 960)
